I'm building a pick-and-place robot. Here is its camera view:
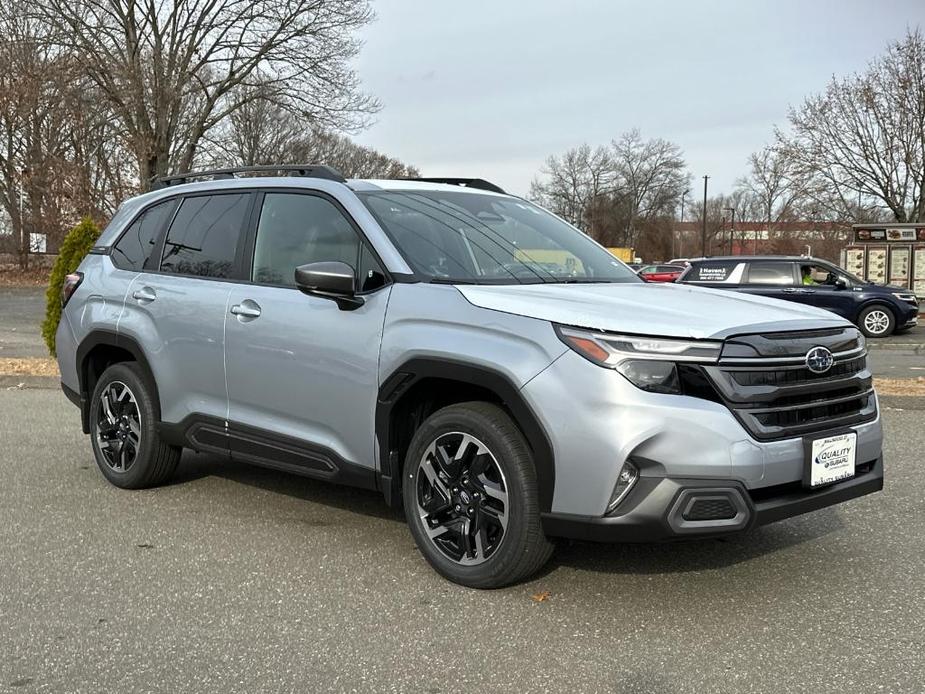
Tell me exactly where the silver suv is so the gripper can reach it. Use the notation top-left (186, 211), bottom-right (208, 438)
top-left (56, 166), bottom-right (884, 588)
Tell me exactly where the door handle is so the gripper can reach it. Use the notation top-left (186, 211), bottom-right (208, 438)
top-left (781, 288), bottom-right (798, 293)
top-left (230, 301), bottom-right (261, 319)
top-left (132, 287), bottom-right (156, 302)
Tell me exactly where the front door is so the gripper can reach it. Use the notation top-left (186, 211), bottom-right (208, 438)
top-left (224, 191), bottom-right (391, 480)
top-left (787, 262), bottom-right (855, 320)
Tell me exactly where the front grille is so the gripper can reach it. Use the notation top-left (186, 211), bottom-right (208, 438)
top-left (729, 356), bottom-right (866, 387)
top-left (683, 498), bottom-right (737, 521)
top-left (703, 327), bottom-right (877, 441)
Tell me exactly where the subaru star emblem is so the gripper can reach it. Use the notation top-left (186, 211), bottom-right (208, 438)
top-left (805, 346), bottom-right (835, 374)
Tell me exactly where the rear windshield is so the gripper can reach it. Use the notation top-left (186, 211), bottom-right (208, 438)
top-left (358, 190), bottom-right (640, 284)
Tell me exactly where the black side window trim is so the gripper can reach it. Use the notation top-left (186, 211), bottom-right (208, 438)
top-left (241, 187), bottom-right (392, 295)
top-left (154, 191), bottom-right (257, 282)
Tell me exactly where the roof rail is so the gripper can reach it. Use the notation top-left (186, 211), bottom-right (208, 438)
top-left (399, 177), bottom-right (506, 194)
top-left (151, 164), bottom-right (346, 190)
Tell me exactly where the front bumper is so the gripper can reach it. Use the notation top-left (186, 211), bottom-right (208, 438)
top-left (521, 350), bottom-right (883, 517)
top-left (542, 455), bottom-right (883, 542)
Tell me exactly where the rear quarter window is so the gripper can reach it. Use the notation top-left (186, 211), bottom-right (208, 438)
top-left (111, 199), bottom-right (177, 272)
top-left (686, 261), bottom-right (743, 283)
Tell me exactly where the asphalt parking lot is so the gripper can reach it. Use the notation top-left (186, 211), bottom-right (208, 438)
top-left (0, 390), bottom-right (923, 693)
top-left (1, 286), bottom-right (924, 692)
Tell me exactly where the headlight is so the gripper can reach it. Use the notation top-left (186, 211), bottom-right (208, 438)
top-left (555, 325), bottom-right (722, 394)
top-left (893, 292), bottom-right (918, 304)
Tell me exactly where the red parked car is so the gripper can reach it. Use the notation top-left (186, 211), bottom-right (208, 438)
top-left (637, 264), bottom-right (685, 282)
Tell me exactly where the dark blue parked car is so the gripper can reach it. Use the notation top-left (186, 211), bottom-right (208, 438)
top-left (678, 256), bottom-right (919, 337)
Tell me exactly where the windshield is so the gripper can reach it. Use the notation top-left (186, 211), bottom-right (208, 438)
top-left (810, 261), bottom-right (864, 286)
top-left (358, 190), bottom-right (640, 284)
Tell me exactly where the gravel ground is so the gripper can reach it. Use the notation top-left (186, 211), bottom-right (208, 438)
top-left (0, 389), bottom-right (922, 693)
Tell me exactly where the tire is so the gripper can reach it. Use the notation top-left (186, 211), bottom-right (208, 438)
top-left (402, 402), bottom-right (554, 588)
top-left (857, 304), bottom-right (895, 338)
top-left (89, 362), bottom-right (180, 489)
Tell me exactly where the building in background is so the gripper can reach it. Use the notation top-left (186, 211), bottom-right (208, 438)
top-left (844, 224), bottom-right (925, 294)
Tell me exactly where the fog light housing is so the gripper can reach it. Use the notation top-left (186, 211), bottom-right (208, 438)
top-left (606, 461), bottom-right (639, 514)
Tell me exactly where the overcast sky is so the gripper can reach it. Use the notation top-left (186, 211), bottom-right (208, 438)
top-left (354, 0), bottom-right (924, 197)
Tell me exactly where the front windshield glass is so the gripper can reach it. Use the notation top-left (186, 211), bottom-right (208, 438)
top-left (359, 190), bottom-right (640, 284)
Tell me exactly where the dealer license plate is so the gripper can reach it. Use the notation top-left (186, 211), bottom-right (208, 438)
top-left (806, 432), bottom-right (857, 488)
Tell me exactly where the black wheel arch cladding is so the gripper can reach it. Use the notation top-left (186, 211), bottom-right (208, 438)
top-left (376, 358), bottom-right (556, 513)
top-left (76, 330), bottom-right (160, 434)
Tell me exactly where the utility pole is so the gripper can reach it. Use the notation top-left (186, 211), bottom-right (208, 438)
top-left (723, 206), bottom-right (736, 255)
top-left (701, 175), bottom-right (709, 256)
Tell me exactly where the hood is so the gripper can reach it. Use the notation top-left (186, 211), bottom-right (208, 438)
top-left (875, 283), bottom-right (909, 293)
top-left (455, 282), bottom-right (849, 339)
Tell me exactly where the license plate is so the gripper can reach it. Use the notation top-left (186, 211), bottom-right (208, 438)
top-left (805, 432), bottom-right (857, 488)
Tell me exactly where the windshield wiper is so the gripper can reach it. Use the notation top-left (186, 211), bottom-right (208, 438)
top-left (429, 277), bottom-right (480, 285)
top-left (557, 278), bottom-right (618, 284)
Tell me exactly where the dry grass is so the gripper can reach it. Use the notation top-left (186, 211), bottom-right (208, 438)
top-left (0, 357), bottom-right (59, 377)
top-left (0, 266), bottom-right (50, 287)
top-left (874, 377), bottom-right (925, 397)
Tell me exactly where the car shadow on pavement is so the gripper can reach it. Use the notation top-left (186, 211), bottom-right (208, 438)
top-left (169, 450), bottom-right (407, 524)
top-left (541, 508), bottom-right (844, 576)
top-left (167, 450), bottom-right (845, 577)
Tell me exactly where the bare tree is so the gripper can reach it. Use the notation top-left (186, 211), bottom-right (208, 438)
top-left (205, 84), bottom-right (303, 167)
top-left (780, 28), bottom-right (925, 222)
top-left (530, 132), bottom-right (688, 253)
top-left (610, 129), bottom-right (688, 247)
top-left (37, 0), bottom-right (380, 189)
top-left (0, 3), bottom-right (77, 263)
top-left (286, 130), bottom-right (419, 178)
top-left (735, 145), bottom-right (803, 237)
top-left (528, 144), bottom-right (613, 228)
top-left (687, 195), bottom-right (736, 256)
top-left (0, 2), bottom-right (134, 262)
top-left (207, 87), bottom-right (419, 177)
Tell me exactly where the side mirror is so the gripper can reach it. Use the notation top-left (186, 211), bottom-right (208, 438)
top-left (834, 276), bottom-right (848, 289)
top-left (294, 261), bottom-right (364, 310)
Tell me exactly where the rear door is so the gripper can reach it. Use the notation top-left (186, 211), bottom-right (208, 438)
top-left (223, 190), bottom-right (392, 480)
top-left (738, 261), bottom-right (800, 302)
top-left (119, 192), bottom-right (252, 445)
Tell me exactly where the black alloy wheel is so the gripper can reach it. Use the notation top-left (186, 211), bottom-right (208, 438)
top-left (89, 362), bottom-right (181, 489)
top-left (95, 380), bottom-right (142, 473)
top-left (415, 432), bottom-right (509, 565)
top-left (402, 402), bottom-right (554, 588)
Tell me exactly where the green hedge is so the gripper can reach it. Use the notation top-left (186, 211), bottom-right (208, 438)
top-left (42, 217), bottom-right (101, 357)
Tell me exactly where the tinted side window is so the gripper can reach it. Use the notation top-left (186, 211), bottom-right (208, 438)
top-left (160, 194), bottom-right (249, 278)
top-left (252, 193), bottom-right (359, 287)
top-left (111, 200), bottom-right (175, 272)
top-left (747, 262), bottom-right (795, 285)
